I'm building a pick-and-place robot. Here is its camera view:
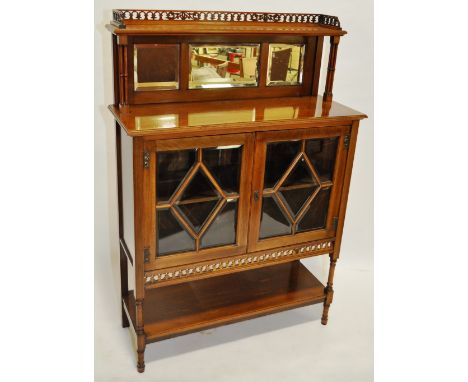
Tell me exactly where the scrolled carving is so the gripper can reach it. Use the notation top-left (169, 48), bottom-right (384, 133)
top-left (112, 9), bottom-right (341, 28)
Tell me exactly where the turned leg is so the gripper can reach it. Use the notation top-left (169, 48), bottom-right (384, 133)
top-left (321, 253), bottom-right (337, 325)
top-left (135, 299), bottom-right (146, 372)
top-left (132, 137), bottom-right (148, 372)
top-left (136, 337), bottom-right (145, 373)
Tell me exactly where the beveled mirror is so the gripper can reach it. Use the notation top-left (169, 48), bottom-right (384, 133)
top-left (189, 44), bottom-right (260, 89)
top-left (267, 43), bottom-right (305, 86)
top-left (134, 44), bottom-right (180, 91)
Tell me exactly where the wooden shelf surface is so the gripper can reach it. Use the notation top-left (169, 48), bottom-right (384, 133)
top-left (124, 261), bottom-right (325, 343)
top-left (110, 96), bottom-right (367, 138)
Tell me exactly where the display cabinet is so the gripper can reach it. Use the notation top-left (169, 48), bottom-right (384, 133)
top-left (107, 9), bottom-right (366, 372)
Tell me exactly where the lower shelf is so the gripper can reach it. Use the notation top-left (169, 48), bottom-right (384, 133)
top-left (123, 260), bottom-right (325, 343)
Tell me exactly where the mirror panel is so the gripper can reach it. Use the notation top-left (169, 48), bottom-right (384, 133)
top-left (267, 43), bottom-right (305, 86)
top-left (134, 44), bottom-right (180, 91)
top-left (189, 44), bottom-right (260, 89)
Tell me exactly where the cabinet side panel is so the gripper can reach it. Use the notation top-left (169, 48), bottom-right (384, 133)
top-left (127, 256), bottom-right (135, 294)
top-left (121, 126), bottom-right (136, 258)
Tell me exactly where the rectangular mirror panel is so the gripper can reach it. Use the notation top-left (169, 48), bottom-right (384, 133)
top-left (134, 44), bottom-right (179, 91)
top-left (189, 44), bottom-right (260, 89)
top-left (267, 44), bottom-right (305, 86)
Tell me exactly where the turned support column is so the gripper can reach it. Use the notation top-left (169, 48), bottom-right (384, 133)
top-left (117, 35), bottom-right (129, 108)
top-left (323, 36), bottom-right (340, 102)
top-left (321, 253), bottom-right (338, 325)
top-left (135, 299), bottom-right (146, 373)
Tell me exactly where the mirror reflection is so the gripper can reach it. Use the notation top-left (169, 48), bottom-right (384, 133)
top-left (267, 44), bottom-right (305, 86)
top-left (189, 44), bottom-right (260, 89)
top-left (134, 44), bottom-right (180, 91)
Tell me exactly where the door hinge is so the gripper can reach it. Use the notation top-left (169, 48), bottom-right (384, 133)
top-left (333, 216), bottom-right (339, 230)
top-left (344, 135), bottom-right (350, 149)
top-left (143, 151), bottom-right (150, 168)
top-left (143, 247), bottom-right (150, 263)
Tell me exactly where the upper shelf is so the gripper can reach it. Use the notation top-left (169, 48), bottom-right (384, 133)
top-left (108, 9), bottom-right (346, 36)
top-left (110, 96), bottom-right (366, 138)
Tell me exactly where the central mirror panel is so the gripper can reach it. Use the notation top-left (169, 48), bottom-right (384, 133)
top-left (189, 44), bottom-right (260, 89)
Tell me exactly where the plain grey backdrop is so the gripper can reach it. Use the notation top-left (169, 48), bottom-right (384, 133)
top-left (95, 1), bottom-right (373, 381)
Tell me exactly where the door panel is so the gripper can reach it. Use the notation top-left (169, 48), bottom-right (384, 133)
top-left (145, 134), bottom-right (254, 270)
top-left (248, 126), bottom-right (349, 252)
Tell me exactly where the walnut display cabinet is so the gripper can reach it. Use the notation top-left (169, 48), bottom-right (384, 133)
top-left (106, 9), bottom-right (366, 373)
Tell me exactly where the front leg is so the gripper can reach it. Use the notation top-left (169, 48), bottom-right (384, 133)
top-left (135, 299), bottom-right (146, 372)
top-left (321, 254), bottom-right (337, 325)
top-left (137, 338), bottom-right (145, 373)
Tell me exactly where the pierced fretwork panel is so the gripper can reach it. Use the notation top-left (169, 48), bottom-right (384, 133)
top-left (156, 146), bottom-right (242, 256)
top-left (260, 137), bottom-right (338, 239)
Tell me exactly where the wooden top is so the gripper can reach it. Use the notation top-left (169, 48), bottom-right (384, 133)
top-left (108, 9), bottom-right (346, 36)
top-left (109, 96), bottom-right (367, 139)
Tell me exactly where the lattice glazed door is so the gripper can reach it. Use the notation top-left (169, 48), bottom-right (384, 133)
top-left (248, 128), bottom-right (349, 252)
top-left (144, 134), bottom-right (254, 270)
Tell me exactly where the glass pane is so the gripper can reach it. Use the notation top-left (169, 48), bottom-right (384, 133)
top-left (180, 170), bottom-right (220, 201)
top-left (189, 44), bottom-right (260, 89)
top-left (305, 138), bottom-right (338, 182)
top-left (157, 149), bottom-right (196, 203)
top-left (282, 158), bottom-right (318, 188)
top-left (259, 195), bottom-right (292, 239)
top-left (279, 186), bottom-right (316, 217)
top-left (134, 44), bottom-right (179, 91)
top-left (267, 44), bottom-right (305, 86)
top-left (176, 200), bottom-right (219, 233)
top-left (200, 200), bottom-right (237, 248)
top-left (278, 156), bottom-right (319, 217)
top-left (264, 141), bottom-right (301, 189)
top-left (203, 146), bottom-right (242, 194)
top-left (157, 208), bottom-right (195, 256)
top-left (296, 189), bottom-right (331, 232)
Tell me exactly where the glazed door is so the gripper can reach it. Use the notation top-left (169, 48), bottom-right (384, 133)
top-left (248, 126), bottom-right (349, 252)
top-left (145, 134), bottom-right (254, 270)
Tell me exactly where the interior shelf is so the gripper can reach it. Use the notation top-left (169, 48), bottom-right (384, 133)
top-left (123, 260), bottom-right (326, 343)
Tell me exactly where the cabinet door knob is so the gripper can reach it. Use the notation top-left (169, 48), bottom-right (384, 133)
top-left (253, 191), bottom-right (259, 201)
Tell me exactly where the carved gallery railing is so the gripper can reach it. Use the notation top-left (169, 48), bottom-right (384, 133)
top-left (113, 9), bottom-right (340, 28)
